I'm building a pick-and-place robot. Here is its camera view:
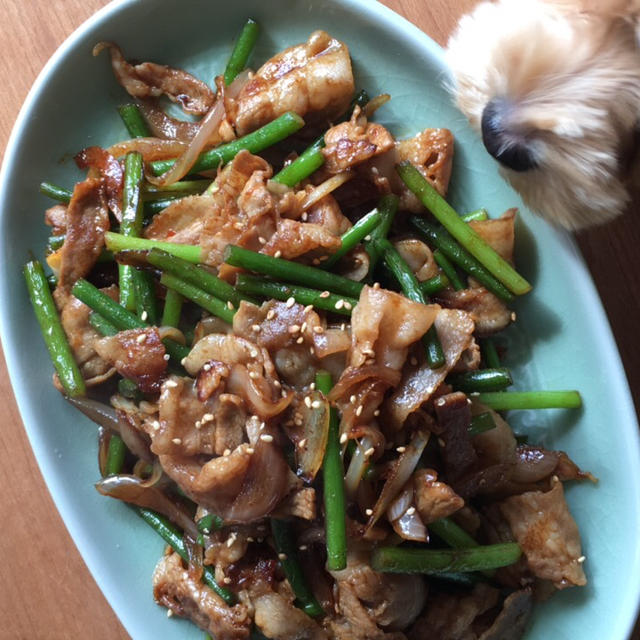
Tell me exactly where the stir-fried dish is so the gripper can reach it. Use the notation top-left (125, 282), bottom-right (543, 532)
top-left (25, 20), bottom-right (594, 640)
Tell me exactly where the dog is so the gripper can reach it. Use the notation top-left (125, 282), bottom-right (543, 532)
top-left (446, 0), bottom-right (640, 229)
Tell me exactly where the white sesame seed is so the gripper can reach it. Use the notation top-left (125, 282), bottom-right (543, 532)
top-left (246, 447), bottom-right (255, 454)
top-left (267, 309), bottom-right (276, 320)
top-left (344, 302), bottom-right (352, 310)
top-left (340, 323), bottom-right (346, 331)
top-left (396, 446), bottom-right (406, 453)
top-left (163, 353), bottom-right (170, 361)
top-left (313, 325), bottom-right (324, 334)
top-left (167, 609), bottom-right (174, 618)
top-left (311, 399), bottom-right (322, 409)
top-left (355, 405), bottom-right (363, 417)
top-left (258, 236), bottom-right (267, 245)
top-left (511, 312), bottom-right (517, 322)
top-left (136, 333), bottom-right (147, 344)
top-left (226, 533), bottom-right (237, 547)
top-left (286, 297), bottom-right (295, 308)
top-left (249, 371), bottom-right (258, 379)
top-left (247, 536), bottom-right (254, 542)
top-left (301, 212), bottom-right (308, 221)
top-left (304, 396), bottom-right (312, 408)
top-left (335, 299), bottom-right (344, 310)
top-left (349, 395), bottom-right (357, 404)
top-left (250, 348), bottom-right (259, 358)
top-left (227, 301), bottom-right (235, 310)
top-left (202, 413), bottom-right (214, 422)
top-left (365, 508), bottom-right (373, 516)
top-left (203, 363), bottom-right (211, 371)
top-left (273, 380), bottom-right (281, 388)
top-left (304, 305), bottom-right (314, 313)
top-left (288, 324), bottom-right (301, 334)
top-left (251, 324), bottom-right (261, 332)
top-left (435, 397), bottom-right (446, 406)
top-left (373, 282), bottom-right (381, 290)
top-left (152, 420), bottom-right (160, 431)
top-left (339, 433), bottom-right (348, 444)
top-left (364, 235), bottom-right (371, 242)
top-left (298, 438), bottom-right (307, 448)
top-left (260, 434), bottom-right (274, 442)
top-left (278, 553), bottom-right (287, 561)
top-left (309, 347), bottom-right (315, 355)
top-left (577, 555), bottom-right (586, 563)
top-left (298, 545), bottom-right (308, 551)
top-left (223, 577), bottom-right (232, 584)
top-left (165, 380), bottom-right (178, 388)
top-left (195, 420), bottom-right (202, 429)
top-left (296, 336), bottom-right (304, 344)
top-left (140, 311), bottom-right (148, 321)
top-left (373, 409), bottom-right (380, 417)
top-left (437, 438), bottom-right (446, 447)
top-left (364, 447), bottom-right (375, 457)
top-left (223, 448), bottom-right (231, 456)
top-left (181, 357), bottom-right (187, 366)
top-left (406, 506), bottom-right (416, 515)
top-left (301, 322), bottom-right (307, 332)
top-left (172, 438), bottom-right (182, 445)
top-left (319, 291), bottom-right (330, 298)
top-left (274, 250), bottom-right (282, 258)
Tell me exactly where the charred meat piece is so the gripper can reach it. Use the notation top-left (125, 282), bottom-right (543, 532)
top-left (95, 42), bottom-right (216, 115)
top-left (94, 327), bottom-right (167, 393)
top-left (323, 109), bottom-right (395, 173)
top-left (233, 30), bottom-right (354, 135)
top-left (500, 478), bottom-right (586, 588)
top-left (386, 309), bottom-right (475, 429)
top-left (153, 550), bottom-right (251, 639)
top-left (55, 177), bottom-right (109, 293)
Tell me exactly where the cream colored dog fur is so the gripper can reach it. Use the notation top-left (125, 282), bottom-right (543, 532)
top-left (446, 0), bottom-right (640, 229)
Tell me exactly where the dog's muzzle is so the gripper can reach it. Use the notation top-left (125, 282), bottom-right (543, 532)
top-left (481, 98), bottom-right (538, 172)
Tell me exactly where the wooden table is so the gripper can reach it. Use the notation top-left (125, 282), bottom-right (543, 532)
top-left (0, 0), bottom-right (638, 637)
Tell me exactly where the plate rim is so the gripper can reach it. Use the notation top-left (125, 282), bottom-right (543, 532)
top-left (1, 0), bottom-right (639, 638)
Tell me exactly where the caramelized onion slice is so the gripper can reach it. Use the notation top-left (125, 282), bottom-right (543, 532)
top-left (146, 71), bottom-right (250, 187)
top-left (365, 430), bottom-right (430, 531)
top-left (293, 390), bottom-right (330, 483)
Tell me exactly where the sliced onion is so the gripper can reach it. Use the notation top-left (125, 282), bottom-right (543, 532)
top-left (95, 467), bottom-right (200, 540)
top-left (386, 483), bottom-right (428, 542)
top-left (97, 427), bottom-right (110, 477)
top-left (108, 137), bottom-right (188, 161)
top-left (392, 511), bottom-right (428, 542)
top-left (366, 430), bottom-right (430, 530)
top-left (146, 72), bottom-right (250, 187)
top-left (117, 410), bottom-right (154, 463)
top-left (294, 390), bottom-right (330, 483)
top-left (67, 396), bottom-right (119, 430)
top-left (184, 534), bottom-right (205, 582)
top-left (328, 364), bottom-right (400, 402)
top-left (386, 484), bottom-right (413, 521)
top-left (362, 93), bottom-right (391, 118)
top-left (301, 172), bottom-right (353, 211)
top-left (344, 435), bottom-right (374, 499)
top-left (158, 325), bottom-right (187, 345)
top-left (512, 446), bottom-right (560, 484)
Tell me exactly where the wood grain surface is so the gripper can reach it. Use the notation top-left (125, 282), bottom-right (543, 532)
top-left (0, 0), bottom-right (638, 638)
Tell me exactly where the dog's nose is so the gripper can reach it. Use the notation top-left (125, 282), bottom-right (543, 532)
top-left (481, 98), bottom-right (538, 172)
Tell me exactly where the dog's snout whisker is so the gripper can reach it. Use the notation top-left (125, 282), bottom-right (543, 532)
top-left (481, 98), bottom-right (538, 172)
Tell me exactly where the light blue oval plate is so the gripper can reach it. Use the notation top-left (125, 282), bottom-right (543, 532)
top-left (1, 1), bottom-right (639, 638)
